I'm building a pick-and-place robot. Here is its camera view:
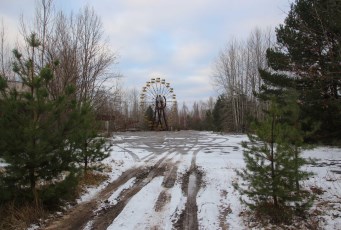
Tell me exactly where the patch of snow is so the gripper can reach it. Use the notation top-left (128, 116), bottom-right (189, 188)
top-left (107, 177), bottom-right (136, 205)
top-left (94, 177), bottom-right (136, 214)
top-left (78, 144), bottom-right (138, 203)
top-left (301, 147), bottom-right (341, 229)
top-left (146, 181), bottom-right (187, 229)
top-left (0, 158), bottom-right (9, 167)
top-left (167, 183), bottom-right (187, 226)
top-left (112, 136), bottom-right (124, 141)
top-left (107, 177), bottom-right (164, 229)
top-left (177, 151), bottom-right (192, 175)
top-left (26, 224), bottom-right (39, 230)
top-left (77, 182), bottom-right (108, 203)
top-left (82, 220), bottom-right (93, 230)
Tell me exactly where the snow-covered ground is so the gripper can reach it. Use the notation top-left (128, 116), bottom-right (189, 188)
top-left (196, 134), bottom-right (247, 229)
top-left (73, 131), bottom-right (341, 229)
top-left (19, 131), bottom-right (340, 230)
top-left (303, 147), bottom-right (341, 229)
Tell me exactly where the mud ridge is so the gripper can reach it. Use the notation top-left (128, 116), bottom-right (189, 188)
top-left (162, 164), bottom-right (178, 188)
top-left (154, 190), bottom-right (172, 212)
top-left (219, 190), bottom-right (232, 230)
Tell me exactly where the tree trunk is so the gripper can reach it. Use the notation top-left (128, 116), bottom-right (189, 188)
top-left (294, 146), bottom-right (299, 191)
top-left (270, 114), bottom-right (278, 207)
top-left (29, 167), bottom-right (39, 207)
top-left (84, 156), bottom-right (88, 173)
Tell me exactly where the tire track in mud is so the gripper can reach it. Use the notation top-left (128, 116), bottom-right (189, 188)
top-left (148, 140), bottom-right (201, 229)
top-left (43, 149), bottom-right (175, 230)
top-left (153, 154), bottom-right (181, 213)
top-left (43, 167), bottom-right (143, 230)
top-left (43, 133), bottom-right (211, 230)
top-left (88, 151), bottom-right (178, 230)
top-left (174, 145), bottom-right (203, 230)
top-left (116, 145), bottom-right (140, 162)
top-left (149, 152), bottom-right (184, 229)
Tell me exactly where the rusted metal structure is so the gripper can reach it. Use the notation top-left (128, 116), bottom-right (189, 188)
top-left (140, 77), bottom-right (177, 131)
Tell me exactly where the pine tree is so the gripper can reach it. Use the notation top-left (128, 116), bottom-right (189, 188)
top-left (203, 110), bottom-right (214, 131)
top-left (212, 95), bottom-right (225, 132)
top-left (266, 0), bottom-right (341, 143)
top-left (235, 92), bottom-right (313, 223)
top-left (0, 33), bottom-right (109, 206)
top-left (143, 106), bottom-right (154, 130)
top-left (0, 35), bottom-right (77, 206)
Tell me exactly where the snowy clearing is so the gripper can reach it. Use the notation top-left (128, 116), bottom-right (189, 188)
top-left (40, 131), bottom-right (341, 230)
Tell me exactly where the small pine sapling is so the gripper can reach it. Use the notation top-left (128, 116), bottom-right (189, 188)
top-left (234, 93), bottom-right (314, 223)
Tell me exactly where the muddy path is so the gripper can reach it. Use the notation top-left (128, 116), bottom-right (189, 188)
top-left (174, 147), bottom-right (203, 230)
top-left (43, 167), bottom-right (145, 230)
top-left (41, 131), bottom-right (227, 230)
top-left (89, 153), bottom-right (176, 230)
top-left (43, 150), bottom-right (173, 230)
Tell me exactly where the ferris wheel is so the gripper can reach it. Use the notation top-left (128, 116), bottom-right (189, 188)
top-left (140, 77), bottom-right (177, 130)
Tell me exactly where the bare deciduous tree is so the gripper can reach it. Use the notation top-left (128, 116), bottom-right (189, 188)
top-left (178, 102), bottom-right (189, 129)
top-left (0, 19), bottom-right (13, 80)
top-left (213, 28), bottom-right (273, 132)
top-left (34, 0), bottom-right (53, 67)
top-left (18, 1), bottom-right (117, 108)
top-left (75, 6), bottom-right (116, 103)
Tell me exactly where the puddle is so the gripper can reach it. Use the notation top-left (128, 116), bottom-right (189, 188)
top-left (188, 173), bottom-right (197, 196)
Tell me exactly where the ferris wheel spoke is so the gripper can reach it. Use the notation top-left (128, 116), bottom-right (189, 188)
top-left (160, 83), bottom-right (168, 96)
top-left (145, 90), bottom-right (155, 99)
top-left (150, 84), bottom-right (159, 96)
top-left (147, 81), bottom-right (158, 96)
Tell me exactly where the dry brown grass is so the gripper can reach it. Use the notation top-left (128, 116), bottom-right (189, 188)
top-left (0, 170), bottom-right (109, 230)
top-left (239, 200), bottom-right (323, 230)
top-left (0, 202), bottom-right (47, 230)
top-left (76, 170), bottom-right (109, 197)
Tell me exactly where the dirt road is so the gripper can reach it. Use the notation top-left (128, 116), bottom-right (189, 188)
top-left (41, 131), bottom-right (243, 230)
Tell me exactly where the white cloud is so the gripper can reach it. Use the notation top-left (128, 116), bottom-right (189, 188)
top-left (170, 41), bottom-right (212, 69)
top-left (0, 0), bottom-right (293, 105)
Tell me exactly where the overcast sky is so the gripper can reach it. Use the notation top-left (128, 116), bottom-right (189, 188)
top-left (1, 0), bottom-right (292, 106)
